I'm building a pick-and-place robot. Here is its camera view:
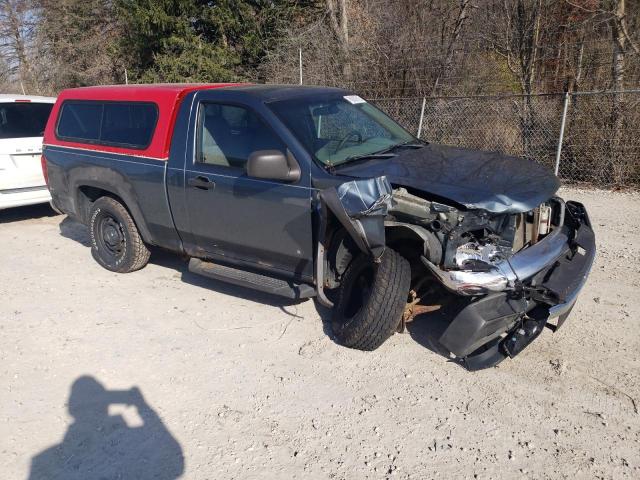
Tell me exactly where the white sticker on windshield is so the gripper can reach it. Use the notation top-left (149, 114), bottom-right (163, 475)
top-left (344, 95), bottom-right (366, 105)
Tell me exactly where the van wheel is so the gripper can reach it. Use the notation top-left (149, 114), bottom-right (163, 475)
top-left (89, 197), bottom-right (150, 273)
top-left (332, 248), bottom-right (411, 351)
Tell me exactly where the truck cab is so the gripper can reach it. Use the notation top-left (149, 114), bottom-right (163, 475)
top-left (43, 84), bottom-right (595, 369)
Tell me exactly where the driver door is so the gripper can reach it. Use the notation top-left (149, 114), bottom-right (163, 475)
top-left (183, 96), bottom-right (314, 280)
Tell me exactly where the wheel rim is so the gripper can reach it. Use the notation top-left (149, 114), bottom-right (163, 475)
top-left (341, 262), bottom-right (375, 321)
top-left (96, 214), bottom-right (125, 260)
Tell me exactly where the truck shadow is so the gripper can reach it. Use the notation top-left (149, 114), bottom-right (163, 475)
top-left (28, 376), bottom-right (184, 480)
top-left (58, 216), bottom-right (323, 319)
top-left (406, 306), bottom-right (465, 368)
top-left (143, 243), bottom-right (321, 321)
top-left (0, 203), bottom-right (60, 224)
top-left (58, 216), bottom-right (91, 246)
top-left (58, 216), bottom-right (453, 351)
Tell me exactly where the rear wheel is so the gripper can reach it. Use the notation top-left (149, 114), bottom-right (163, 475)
top-left (89, 196), bottom-right (150, 273)
top-left (332, 248), bottom-right (411, 351)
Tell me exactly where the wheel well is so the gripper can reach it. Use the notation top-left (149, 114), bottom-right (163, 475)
top-left (77, 186), bottom-right (128, 224)
top-left (322, 215), bottom-right (433, 289)
top-left (76, 185), bottom-right (153, 245)
top-left (322, 212), bottom-right (359, 290)
top-left (385, 227), bottom-right (426, 263)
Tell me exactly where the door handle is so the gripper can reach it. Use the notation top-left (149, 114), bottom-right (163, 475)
top-left (188, 175), bottom-right (215, 190)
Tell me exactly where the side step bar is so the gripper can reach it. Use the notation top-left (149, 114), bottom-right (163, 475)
top-left (188, 258), bottom-right (316, 300)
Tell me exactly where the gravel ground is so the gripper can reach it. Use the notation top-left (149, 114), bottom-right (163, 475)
top-left (1, 187), bottom-right (639, 479)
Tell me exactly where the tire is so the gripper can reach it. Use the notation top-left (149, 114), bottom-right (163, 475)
top-left (88, 196), bottom-right (150, 273)
top-left (332, 248), bottom-right (411, 351)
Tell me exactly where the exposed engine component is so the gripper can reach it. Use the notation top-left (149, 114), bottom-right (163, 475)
top-left (390, 188), bottom-right (434, 222)
top-left (454, 241), bottom-right (505, 271)
top-left (388, 189), bottom-right (562, 282)
top-left (513, 201), bottom-right (556, 250)
top-left (537, 203), bottom-right (552, 236)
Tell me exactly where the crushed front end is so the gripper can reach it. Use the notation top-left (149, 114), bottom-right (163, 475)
top-left (387, 189), bottom-right (596, 370)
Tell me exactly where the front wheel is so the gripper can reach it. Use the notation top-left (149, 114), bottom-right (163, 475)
top-left (89, 196), bottom-right (150, 273)
top-left (332, 248), bottom-right (411, 351)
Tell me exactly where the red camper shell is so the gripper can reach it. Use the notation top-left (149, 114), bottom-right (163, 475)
top-left (43, 83), bottom-right (245, 161)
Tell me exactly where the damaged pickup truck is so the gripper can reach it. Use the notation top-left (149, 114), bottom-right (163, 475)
top-left (43, 84), bottom-right (595, 369)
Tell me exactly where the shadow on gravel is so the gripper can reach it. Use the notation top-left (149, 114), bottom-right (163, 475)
top-left (151, 248), bottom-right (318, 319)
top-left (28, 376), bottom-right (184, 480)
top-left (58, 216), bottom-right (91, 246)
top-left (314, 301), bottom-right (335, 340)
top-left (406, 306), bottom-right (465, 367)
top-left (55, 218), bottom-right (454, 351)
top-left (57, 219), bottom-right (316, 318)
top-left (0, 203), bottom-right (59, 224)
top-left (54, 216), bottom-right (464, 360)
top-left (55, 218), bottom-right (461, 356)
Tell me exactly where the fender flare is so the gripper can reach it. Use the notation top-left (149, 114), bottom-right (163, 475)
top-left (71, 172), bottom-right (154, 245)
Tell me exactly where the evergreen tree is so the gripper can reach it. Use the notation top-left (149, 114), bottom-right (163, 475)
top-left (117, 0), bottom-right (312, 83)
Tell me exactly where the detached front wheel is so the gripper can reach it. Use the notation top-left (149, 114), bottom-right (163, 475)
top-left (89, 196), bottom-right (150, 273)
top-left (332, 248), bottom-right (411, 351)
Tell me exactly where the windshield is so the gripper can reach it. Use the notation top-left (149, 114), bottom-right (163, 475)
top-left (268, 94), bottom-right (414, 166)
top-left (0, 102), bottom-right (53, 140)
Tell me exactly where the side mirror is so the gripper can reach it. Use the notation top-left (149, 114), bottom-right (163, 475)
top-left (246, 150), bottom-right (301, 182)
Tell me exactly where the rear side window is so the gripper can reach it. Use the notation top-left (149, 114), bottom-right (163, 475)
top-left (56, 101), bottom-right (158, 149)
top-left (56, 102), bottom-right (102, 142)
top-left (0, 102), bottom-right (53, 139)
top-left (102, 103), bottom-right (158, 147)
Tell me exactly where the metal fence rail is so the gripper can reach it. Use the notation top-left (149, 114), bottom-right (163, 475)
top-left (371, 90), bottom-right (640, 188)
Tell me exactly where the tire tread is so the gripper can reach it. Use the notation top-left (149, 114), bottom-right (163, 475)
top-left (89, 196), bottom-right (150, 273)
top-left (332, 248), bottom-right (411, 351)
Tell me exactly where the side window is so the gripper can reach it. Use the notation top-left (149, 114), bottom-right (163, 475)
top-left (101, 103), bottom-right (157, 148)
top-left (57, 102), bottom-right (102, 142)
top-left (56, 101), bottom-right (158, 149)
top-left (197, 103), bottom-right (285, 169)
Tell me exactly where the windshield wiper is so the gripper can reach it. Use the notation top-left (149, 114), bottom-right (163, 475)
top-left (329, 140), bottom-right (424, 170)
top-left (382, 140), bottom-right (426, 153)
top-left (393, 143), bottom-right (424, 149)
top-left (333, 152), bottom-right (396, 168)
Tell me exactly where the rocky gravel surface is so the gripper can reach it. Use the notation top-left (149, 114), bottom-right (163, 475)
top-left (1, 187), bottom-right (639, 479)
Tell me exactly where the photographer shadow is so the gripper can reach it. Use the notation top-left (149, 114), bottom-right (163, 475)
top-left (28, 376), bottom-right (184, 480)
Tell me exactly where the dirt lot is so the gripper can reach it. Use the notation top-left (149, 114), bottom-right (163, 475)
top-left (1, 187), bottom-right (639, 479)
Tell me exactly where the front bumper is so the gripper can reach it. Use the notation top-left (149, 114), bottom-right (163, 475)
top-left (424, 199), bottom-right (579, 296)
top-left (436, 201), bottom-right (596, 370)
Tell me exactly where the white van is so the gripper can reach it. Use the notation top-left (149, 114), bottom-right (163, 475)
top-left (0, 95), bottom-right (56, 210)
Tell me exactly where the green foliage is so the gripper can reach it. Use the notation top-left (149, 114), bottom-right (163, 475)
top-left (138, 34), bottom-right (237, 83)
top-left (117, 0), bottom-right (313, 83)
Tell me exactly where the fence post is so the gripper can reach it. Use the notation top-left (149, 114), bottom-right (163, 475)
top-left (417, 97), bottom-right (426, 138)
top-left (299, 48), bottom-right (303, 85)
top-left (554, 91), bottom-right (570, 176)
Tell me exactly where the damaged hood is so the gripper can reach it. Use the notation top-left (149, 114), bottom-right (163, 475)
top-left (334, 144), bottom-right (560, 213)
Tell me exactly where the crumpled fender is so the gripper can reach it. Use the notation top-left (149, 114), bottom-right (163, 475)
top-left (319, 176), bottom-right (392, 259)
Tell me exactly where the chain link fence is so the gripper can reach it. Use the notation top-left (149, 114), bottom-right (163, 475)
top-left (371, 91), bottom-right (640, 188)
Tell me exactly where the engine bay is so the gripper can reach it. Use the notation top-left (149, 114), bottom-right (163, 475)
top-left (388, 187), bottom-right (560, 274)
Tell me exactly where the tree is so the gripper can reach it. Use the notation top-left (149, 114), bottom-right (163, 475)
top-left (117, 0), bottom-right (308, 83)
top-left (0, 54), bottom-right (11, 90)
top-left (326, 0), bottom-right (350, 79)
top-left (430, 0), bottom-right (473, 95)
top-left (0, 0), bottom-right (35, 91)
top-left (35, 0), bottom-right (122, 91)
